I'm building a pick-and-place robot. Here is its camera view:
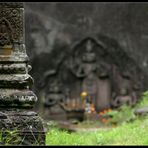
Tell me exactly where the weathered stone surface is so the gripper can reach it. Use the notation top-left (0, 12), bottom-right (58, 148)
top-left (25, 2), bottom-right (148, 90)
top-left (0, 4), bottom-right (24, 46)
top-left (0, 110), bottom-right (45, 145)
top-left (134, 106), bottom-right (148, 116)
top-left (23, 2), bottom-right (148, 120)
top-left (0, 2), bottom-right (23, 8)
top-left (37, 35), bottom-right (143, 120)
top-left (0, 2), bottom-right (45, 145)
top-left (0, 74), bottom-right (33, 89)
top-left (0, 63), bottom-right (27, 74)
top-left (0, 89), bottom-right (37, 108)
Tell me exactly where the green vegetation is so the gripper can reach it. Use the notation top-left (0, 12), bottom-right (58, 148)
top-left (46, 91), bottom-right (148, 145)
top-left (0, 130), bottom-right (22, 146)
top-left (46, 117), bottom-right (148, 145)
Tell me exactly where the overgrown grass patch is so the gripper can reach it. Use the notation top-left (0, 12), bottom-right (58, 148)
top-left (46, 117), bottom-right (148, 145)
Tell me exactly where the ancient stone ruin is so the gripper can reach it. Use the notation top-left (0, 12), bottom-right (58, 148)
top-left (23, 3), bottom-right (146, 121)
top-left (0, 3), bottom-right (45, 145)
top-left (41, 35), bottom-right (144, 120)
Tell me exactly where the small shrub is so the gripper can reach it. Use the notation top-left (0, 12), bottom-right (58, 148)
top-left (0, 129), bottom-right (22, 146)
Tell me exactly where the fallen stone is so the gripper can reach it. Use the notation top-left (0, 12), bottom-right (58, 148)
top-left (134, 106), bottom-right (148, 116)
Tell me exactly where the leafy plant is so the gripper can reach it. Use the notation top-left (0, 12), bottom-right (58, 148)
top-left (0, 129), bottom-right (22, 146)
top-left (0, 128), bottom-right (44, 146)
top-left (106, 90), bottom-right (148, 125)
top-left (106, 105), bottom-right (136, 125)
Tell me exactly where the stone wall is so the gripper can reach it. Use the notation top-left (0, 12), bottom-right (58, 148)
top-left (24, 2), bottom-right (148, 117)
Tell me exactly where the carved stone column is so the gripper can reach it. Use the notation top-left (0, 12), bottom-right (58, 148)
top-left (0, 3), bottom-right (45, 145)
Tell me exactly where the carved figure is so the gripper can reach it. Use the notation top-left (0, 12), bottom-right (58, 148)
top-left (0, 19), bottom-right (12, 46)
top-left (112, 88), bottom-right (134, 107)
top-left (71, 39), bottom-right (112, 112)
top-left (44, 82), bottom-right (66, 117)
top-left (75, 39), bottom-right (97, 78)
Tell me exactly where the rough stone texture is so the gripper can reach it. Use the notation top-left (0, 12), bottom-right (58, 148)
top-left (0, 2), bottom-right (45, 145)
top-left (0, 110), bottom-right (45, 145)
top-left (24, 2), bottom-right (148, 83)
top-left (134, 106), bottom-right (148, 116)
top-left (24, 2), bottom-right (148, 119)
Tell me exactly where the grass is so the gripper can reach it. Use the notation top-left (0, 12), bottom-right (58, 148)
top-left (97, 117), bottom-right (148, 145)
top-left (46, 91), bottom-right (148, 146)
top-left (46, 117), bottom-right (148, 145)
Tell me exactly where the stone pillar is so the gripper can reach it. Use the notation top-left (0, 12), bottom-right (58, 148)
top-left (0, 3), bottom-right (45, 145)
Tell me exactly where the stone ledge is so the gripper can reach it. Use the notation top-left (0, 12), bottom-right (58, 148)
top-left (0, 89), bottom-right (37, 108)
top-left (0, 74), bottom-right (33, 89)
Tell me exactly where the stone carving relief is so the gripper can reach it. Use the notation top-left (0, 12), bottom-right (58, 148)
top-left (0, 18), bottom-right (13, 46)
top-left (40, 34), bottom-right (144, 119)
top-left (68, 38), bottom-right (112, 112)
top-left (0, 3), bottom-right (23, 8)
top-left (43, 81), bottom-right (66, 120)
top-left (0, 5), bottom-right (23, 46)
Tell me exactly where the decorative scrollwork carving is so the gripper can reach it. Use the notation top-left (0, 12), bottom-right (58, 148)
top-left (0, 17), bottom-right (13, 46)
top-left (0, 5), bottom-right (23, 46)
top-left (0, 3), bottom-right (23, 8)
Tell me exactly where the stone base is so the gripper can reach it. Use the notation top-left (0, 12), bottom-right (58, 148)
top-left (0, 109), bottom-right (45, 146)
